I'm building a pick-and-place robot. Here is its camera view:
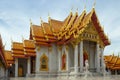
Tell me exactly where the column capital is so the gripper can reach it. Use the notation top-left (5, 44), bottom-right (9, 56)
top-left (48, 47), bottom-right (52, 52)
top-left (36, 46), bottom-right (40, 51)
top-left (58, 45), bottom-right (62, 51)
top-left (65, 45), bottom-right (69, 51)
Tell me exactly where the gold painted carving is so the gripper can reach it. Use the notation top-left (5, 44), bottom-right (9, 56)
top-left (58, 46), bottom-right (62, 51)
top-left (40, 53), bottom-right (49, 71)
top-left (65, 45), bottom-right (69, 51)
top-left (37, 46), bottom-right (40, 51)
top-left (48, 47), bottom-right (52, 52)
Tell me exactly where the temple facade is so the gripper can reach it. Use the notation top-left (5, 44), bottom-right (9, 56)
top-left (104, 54), bottom-right (120, 75)
top-left (0, 35), bottom-right (8, 79)
top-left (6, 8), bottom-right (111, 77)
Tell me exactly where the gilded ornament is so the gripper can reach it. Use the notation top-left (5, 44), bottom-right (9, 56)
top-left (48, 47), bottom-right (52, 52)
top-left (37, 46), bottom-right (40, 51)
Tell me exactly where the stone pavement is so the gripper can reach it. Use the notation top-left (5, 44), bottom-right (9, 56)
top-left (10, 75), bottom-right (120, 80)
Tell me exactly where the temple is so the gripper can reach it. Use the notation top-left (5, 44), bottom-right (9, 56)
top-left (0, 34), bottom-right (8, 79)
top-left (104, 54), bottom-right (120, 74)
top-left (1, 8), bottom-right (114, 78)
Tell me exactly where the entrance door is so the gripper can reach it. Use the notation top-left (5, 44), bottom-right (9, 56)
top-left (18, 65), bottom-right (23, 77)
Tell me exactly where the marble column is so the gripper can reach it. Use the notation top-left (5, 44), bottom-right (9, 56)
top-left (96, 43), bottom-right (100, 72)
top-left (35, 48), bottom-right (40, 73)
top-left (58, 46), bottom-right (62, 71)
top-left (48, 47), bottom-right (52, 73)
top-left (74, 44), bottom-right (78, 73)
top-left (5, 69), bottom-right (8, 78)
top-left (79, 41), bottom-right (83, 72)
top-left (101, 48), bottom-right (105, 72)
top-left (27, 57), bottom-right (31, 74)
top-left (115, 70), bottom-right (117, 75)
top-left (66, 45), bottom-right (69, 71)
top-left (15, 58), bottom-right (18, 77)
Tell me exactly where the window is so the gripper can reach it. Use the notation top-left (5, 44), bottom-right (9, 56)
top-left (61, 53), bottom-right (66, 70)
top-left (40, 53), bottom-right (48, 71)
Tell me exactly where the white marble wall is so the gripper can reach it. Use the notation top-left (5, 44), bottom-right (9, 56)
top-left (35, 46), bottom-right (49, 73)
top-left (35, 44), bottom-right (58, 73)
top-left (49, 44), bottom-right (58, 72)
top-left (0, 63), bottom-right (5, 77)
top-left (68, 44), bottom-right (74, 68)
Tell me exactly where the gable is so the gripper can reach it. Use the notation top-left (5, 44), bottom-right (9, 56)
top-left (81, 22), bottom-right (104, 47)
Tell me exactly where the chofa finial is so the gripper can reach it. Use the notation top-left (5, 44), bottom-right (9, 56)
top-left (93, 0), bottom-right (96, 8)
top-left (30, 19), bottom-right (32, 26)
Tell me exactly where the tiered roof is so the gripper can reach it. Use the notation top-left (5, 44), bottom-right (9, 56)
top-left (23, 40), bottom-right (36, 57)
top-left (12, 40), bottom-right (36, 58)
top-left (104, 54), bottom-right (120, 70)
top-left (0, 34), bottom-right (7, 68)
top-left (4, 50), bottom-right (14, 67)
top-left (30, 8), bottom-right (110, 47)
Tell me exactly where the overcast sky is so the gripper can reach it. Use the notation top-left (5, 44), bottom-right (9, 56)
top-left (0, 0), bottom-right (120, 55)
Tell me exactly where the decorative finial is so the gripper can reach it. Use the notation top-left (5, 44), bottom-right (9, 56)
top-left (84, 5), bottom-right (86, 11)
top-left (70, 6), bottom-right (73, 12)
top-left (29, 19), bottom-right (32, 26)
top-left (118, 53), bottom-right (119, 57)
top-left (10, 37), bottom-right (13, 43)
top-left (102, 26), bottom-right (104, 31)
top-left (76, 8), bottom-right (78, 12)
top-left (40, 17), bottom-right (43, 25)
top-left (118, 52), bottom-right (120, 57)
top-left (48, 12), bottom-right (51, 21)
top-left (21, 35), bottom-right (24, 42)
top-left (93, 0), bottom-right (96, 8)
top-left (113, 52), bottom-right (114, 56)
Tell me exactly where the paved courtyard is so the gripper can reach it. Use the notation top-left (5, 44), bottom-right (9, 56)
top-left (10, 75), bottom-right (120, 80)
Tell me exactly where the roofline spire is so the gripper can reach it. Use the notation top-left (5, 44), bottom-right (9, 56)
top-left (10, 37), bottom-right (13, 43)
top-left (29, 19), bottom-right (32, 26)
top-left (70, 6), bottom-right (73, 13)
top-left (93, 0), bottom-right (96, 8)
top-left (40, 17), bottom-right (43, 26)
top-left (21, 35), bottom-right (24, 42)
top-left (48, 12), bottom-right (51, 20)
top-left (84, 0), bottom-right (87, 11)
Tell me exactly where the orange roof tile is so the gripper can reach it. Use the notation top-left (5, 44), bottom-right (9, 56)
top-left (31, 25), bottom-right (45, 38)
top-left (12, 50), bottom-right (24, 55)
top-left (12, 42), bottom-right (24, 50)
top-left (23, 40), bottom-right (35, 49)
top-left (4, 51), bottom-right (14, 61)
top-left (50, 19), bottom-right (63, 33)
top-left (42, 22), bottom-right (53, 35)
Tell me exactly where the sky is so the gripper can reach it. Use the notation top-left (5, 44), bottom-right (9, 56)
top-left (0, 0), bottom-right (120, 55)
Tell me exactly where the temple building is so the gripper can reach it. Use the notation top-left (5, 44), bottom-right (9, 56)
top-left (104, 54), bottom-right (120, 75)
top-left (4, 8), bottom-right (112, 77)
top-left (0, 35), bottom-right (8, 79)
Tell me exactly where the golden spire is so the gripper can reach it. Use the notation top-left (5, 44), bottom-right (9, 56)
top-left (93, 0), bottom-right (96, 8)
top-left (40, 17), bottom-right (43, 25)
top-left (119, 53), bottom-right (120, 57)
top-left (40, 17), bottom-right (46, 34)
top-left (3, 42), bottom-right (6, 49)
top-left (102, 26), bottom-right (104, 31)
top-left (84, 0), bottom-right (87, 11)
top-left (76, 8), bottom-right (78, 15)
top-left (21, 35), bottom-right (24, 42)
top-left (118, 53), bottom-right (119, 57)
top-left (48, 12), bottom-right (51, 21)
top-left (10, 37), bottom-right (13, 43)
top-left (113, 52), bottom-right (114, 56)
top-left (76, 8), bottom-right (78, 12)
top-left (30, 19), bottom-right (32, 26)
top-left (70, 6), bottom-right (73, 13)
